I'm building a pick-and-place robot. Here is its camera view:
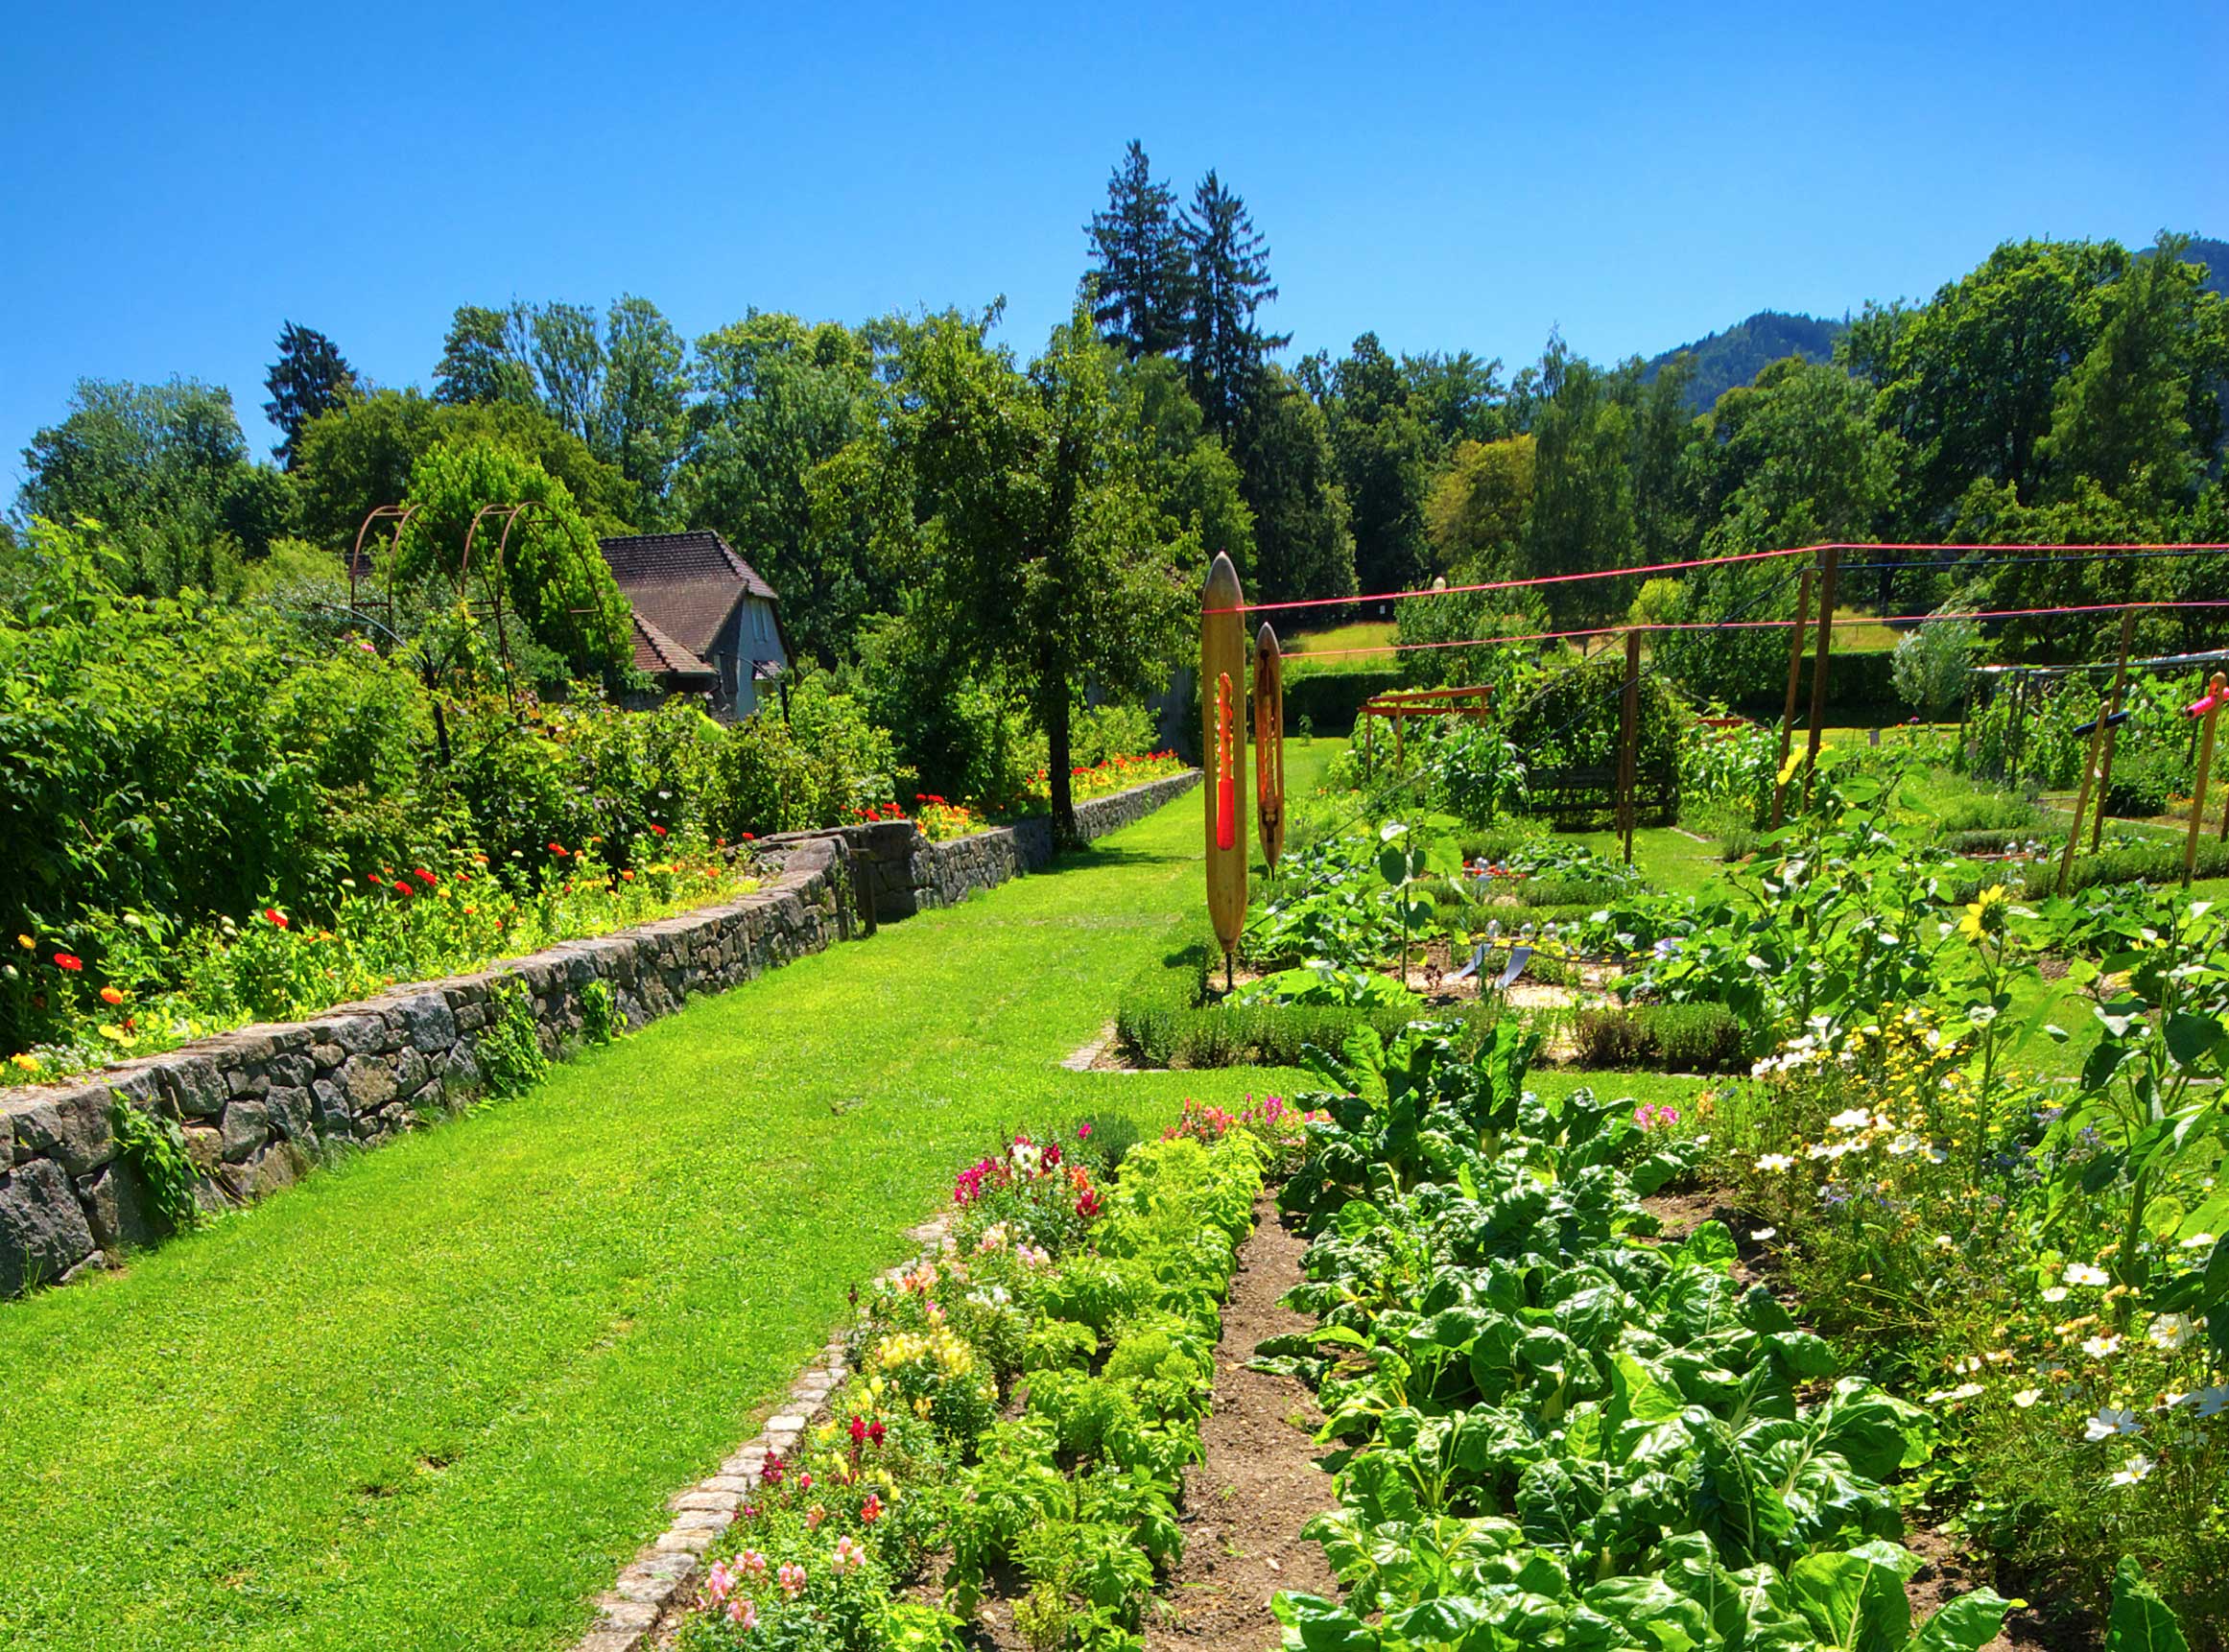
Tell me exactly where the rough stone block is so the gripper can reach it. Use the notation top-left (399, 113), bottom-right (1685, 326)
top-left (399, 995), bottom-right (458, 1053)
top-left (341, 1056), bottom-right (398, 1112)
top-left (79, 1159), bottom-right (161, 1252)
top-left (11, 1088), bottom-right (116, 1177)
top-left (0, 1159), bottom-right (98, 1296)
top-left (220, 1099), bottom-right (271, 1162)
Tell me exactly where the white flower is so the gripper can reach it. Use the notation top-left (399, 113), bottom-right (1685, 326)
top-left (1750, 1227), bottom-right (1777, 1242)
top-left (2109, 1454), bottom-right (2154, 1486)
top-left (2193, 1386), bottom-right (2229, 1419)
top-left (2181, 1233), bottom-right (2217, 1250)
top-left (2012, 1389), bottom-right (2042, 1408)
top-left (2041, 1286), bottom-right (2069, 1304)
top-left (1933, 1235), bottom-right (1956, 1250)
top-left (2147, 1314), bottom-right (2195, 1351)
top-left (2084, 1406), bottom-right (2144, 1442)
top-left (1886, 1134), bottom-right (1921, 1157)
top-left (2063, 1263), bottom-right (2110, 1287)
top-left (2082, 1333), bottom-right (2124, 1359)
top-left (1926, 1382), bottom-right (1985, 1403)
top-left (1755, 1154), bottom-right (1793, 1172)
top-left (1828, 1107), bottom-right (1872, 1131)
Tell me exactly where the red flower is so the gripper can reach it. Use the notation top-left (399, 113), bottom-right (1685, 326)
top-left (866, 1421), bottom-right (886, 1447)
top-left (649, 823), bottom-right (668, 838)
top-left (53, 953), bottom-right (83, 972)
top-left (265, 907), bottom-right (289, 928)
top-left (849, 1414), bottom-right (867, 1444)
top-left (414, 868), bottom-right (438, 885)
top-left (741, 833), bottom-right (756, 841)
top-left (367, 873), bottom-right (384, 886)
top-left (391, 880), bottom-right (413, 897)
top-left (548, 842), bottom-right (567, 857)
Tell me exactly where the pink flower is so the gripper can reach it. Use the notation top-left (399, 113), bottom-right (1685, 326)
top-left (725, 1596), bottom-right (757, 1629)
top-left (736, 1549), bottom-right (769, 1582)
top-left (778, 1563), bottom-right (807, 1599)
top-left (795, 1470), bottom-right (813, 1494)
top-left (831, 1536), bottom-right (866, 1572)
top-left (707, 1560), bottom-right (734, 1603)
top-left (1077, 1122), bottom-right (1092, 1140)
top-left (806, 1502), bottom-right (826, 1529)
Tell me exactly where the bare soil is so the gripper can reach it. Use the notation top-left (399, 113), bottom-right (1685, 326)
top-left (1149, 1195), bottom-right (1340, 1652)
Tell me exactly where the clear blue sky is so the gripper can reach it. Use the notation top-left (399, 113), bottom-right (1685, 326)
top-left (3, 0), bottom-right (2222, 492)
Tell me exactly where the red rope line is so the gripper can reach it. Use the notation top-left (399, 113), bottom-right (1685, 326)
top-left (1292, 599), bottom-right (2229, 661)
top-left (1212, 541), bottom-right (2229, 619)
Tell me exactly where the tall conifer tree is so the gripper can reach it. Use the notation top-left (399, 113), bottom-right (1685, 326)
top-left (1180, 172), bottom-right (1286, 435)
top-left (1085, 142), bottom-right (1189, 359)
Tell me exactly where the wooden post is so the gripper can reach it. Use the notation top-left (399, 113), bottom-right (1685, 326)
top-left (1800, 545), bottom-right (1841, 812)
top-left (1201, 555), bottom-right (1248, 984)
top-left (1617, 628), bottom-right (1642, 865)
top-left (1362, 706), bottom-right (1373, 781)
top-left (2058, 681), bottom-right (2114, 896)
top-left (1393, 708), bottom-right (1405, 772)
top-left (2092, 610), bottom-right (2137, 853)
top-left (1254, 624), bottom-right (1287, 870)
top-left (1769, 568), bottom-right (1815, 829)
top-left (2187, 673), bottom-right (2226, 889)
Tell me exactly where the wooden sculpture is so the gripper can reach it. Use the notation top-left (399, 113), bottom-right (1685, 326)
top-left (1201, 554), bottom-right (1248, 983)
top-left (1254, 622), bottom-right (1286, 870)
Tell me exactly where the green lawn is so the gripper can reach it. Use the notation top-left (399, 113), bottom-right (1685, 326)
top-left (1286, 619), bottom-right (1394, 656)
top-left (0, 791), bottom-right (1290, 1651)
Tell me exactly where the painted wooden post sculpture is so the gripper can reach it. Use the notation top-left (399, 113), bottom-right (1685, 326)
top-left (1254, 621), bottom-right (1286, 871)
top-left (1201, 554), bottom-right (1248, 988)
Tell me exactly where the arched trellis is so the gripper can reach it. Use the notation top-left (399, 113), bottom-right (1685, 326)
top-left (336, 498), bottom-right (625, 723)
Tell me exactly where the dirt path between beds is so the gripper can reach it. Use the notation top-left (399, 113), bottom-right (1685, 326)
top-left (1150, 1193), bottom-right (1340, 1652)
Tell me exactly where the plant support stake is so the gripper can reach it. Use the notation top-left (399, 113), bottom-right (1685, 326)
top-left (2091, 609), bottom-right (2137, 853)
top-left (2186, 672), bottom-right (2226, 888)
top-left (1201, 553), bottom-right (1248, 988)
top-left (1769, 566), bottom-right (1814, 829)
top-left (1254, 623), bottom-right (1286, 871)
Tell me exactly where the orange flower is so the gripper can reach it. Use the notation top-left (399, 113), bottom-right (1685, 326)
top-left (100, 985), bottom-right (125, 1005)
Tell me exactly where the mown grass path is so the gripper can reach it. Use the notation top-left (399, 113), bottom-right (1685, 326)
top-left (0, 791), bottom-right (1283, 1651)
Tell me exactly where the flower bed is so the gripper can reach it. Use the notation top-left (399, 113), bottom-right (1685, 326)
top-left (6, 834), bottom-right (757, 1087)
top-left (848, 752), bottom-right (1191, 843)
top-left (670, 1122), bottom-right (1266, 1651)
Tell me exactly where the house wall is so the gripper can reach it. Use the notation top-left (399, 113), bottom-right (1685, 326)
top-left (731, 596), bottom-right (787, 718)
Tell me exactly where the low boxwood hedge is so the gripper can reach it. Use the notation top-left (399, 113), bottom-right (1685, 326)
top-left (1572, 1001), bottom-right (1744, 1073)
top-left (1115, 916), bottom-right (1498, 1069)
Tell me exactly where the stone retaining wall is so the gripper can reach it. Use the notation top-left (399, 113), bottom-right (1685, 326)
top-left (0, 770), bottom-right (1198, 1299)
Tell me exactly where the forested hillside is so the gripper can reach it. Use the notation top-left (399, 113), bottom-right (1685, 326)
top-left (1643, 311), bottom-right (1848, 409)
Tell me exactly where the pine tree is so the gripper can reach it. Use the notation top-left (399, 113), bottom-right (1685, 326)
top-left (1085, 142), bottom-right (1189, 359)
top-left (262, 321), bottom-right (357, 468)
top-left (1180, 172), bottom-right (1287, 435)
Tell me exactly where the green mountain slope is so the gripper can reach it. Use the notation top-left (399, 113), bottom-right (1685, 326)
top-left (1642, 311), bottom-right (1847, 410)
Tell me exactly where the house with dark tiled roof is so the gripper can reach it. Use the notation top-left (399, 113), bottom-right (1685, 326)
top-left (597, 531), bottom-right (791, 718)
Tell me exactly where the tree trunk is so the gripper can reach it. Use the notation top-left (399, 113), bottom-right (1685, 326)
top-left (1047, 683), bottom-right (1076, 845)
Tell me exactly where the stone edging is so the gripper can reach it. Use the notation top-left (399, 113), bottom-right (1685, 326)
top-left (573, 1215), bottom-right (954, 1652)
top-left (0, 770), bottom-right (1199, 1300)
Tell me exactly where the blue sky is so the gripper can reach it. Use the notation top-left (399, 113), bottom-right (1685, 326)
top-left (3, 0), bottom-right (2222, 490)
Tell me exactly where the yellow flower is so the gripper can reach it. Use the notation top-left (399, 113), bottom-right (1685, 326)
top-left (1776, 751), bottom-right (1804, 787)
top-left (1956, 885), bottom-right (2011, 942)
top-left (14, 934), bottom-right (32, 950)
top-left (10, 1051), bottom-right (39, 1072)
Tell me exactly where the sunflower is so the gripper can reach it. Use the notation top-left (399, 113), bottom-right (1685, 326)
top-left (1956, 884), bottom-right (2011, 942)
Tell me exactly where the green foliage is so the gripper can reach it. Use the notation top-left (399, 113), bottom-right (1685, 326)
top-left (473, 978), bottom-right (547, 1100)
top-left (108, 1097), bottom-right (200, 1237)
top-left (702, 670), bottom-right (904, 836)
top-left (578, 977), bottom-right (624, 1045)
top-left (16, 376), bottom-right (292, 594)
top-left (1572, 1002), bottom-right (1743, 1071)
top-left (262, 321), bottom-right (357, 470)
top-left (397, 438), bottom-right (633, 684)
top-left (1892, 609), bottom-right (1982, 712)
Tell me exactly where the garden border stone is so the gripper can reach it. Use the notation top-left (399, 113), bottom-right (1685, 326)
top-left (0, 770), bottom-right (1198, 1300)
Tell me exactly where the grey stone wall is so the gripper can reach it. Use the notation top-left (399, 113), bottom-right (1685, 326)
top-left (0, 771), bottom-right (1198, 1299)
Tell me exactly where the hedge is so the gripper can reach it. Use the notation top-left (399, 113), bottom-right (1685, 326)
top-left (1723, 650), bottom-right (1902, 725)
top-left (1280, 669), bottom-right (1407, 736)
top-left (1572, 1002), bottom-right (1745, 1072)
top-left (1113, 916), bottom-right (1498, 1069)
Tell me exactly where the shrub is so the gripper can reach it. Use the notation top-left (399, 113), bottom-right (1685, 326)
top-left (474, 979), bottom-right (548, 1099)
top-left (1573, 1002), bottom-right (1743, 1072)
